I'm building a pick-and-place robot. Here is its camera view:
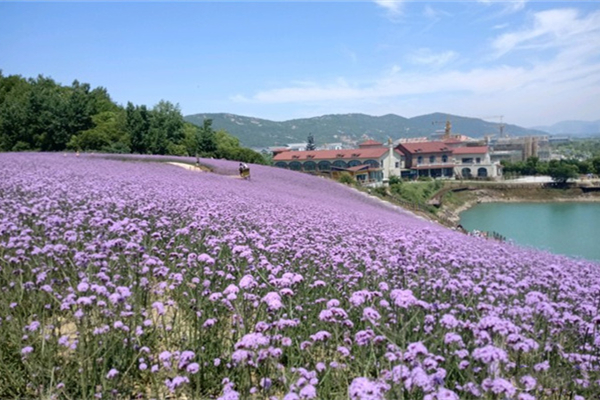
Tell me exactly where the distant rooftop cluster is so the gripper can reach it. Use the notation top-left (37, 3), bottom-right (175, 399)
top-left (269, 123), bottom-right (552, 186)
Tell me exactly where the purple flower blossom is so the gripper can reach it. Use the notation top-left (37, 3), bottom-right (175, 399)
top-left (482, 377), bottom-right (516, 396)
top-left (239, 274), bottom-right (257, 289)
top-left (77, 282), bottom-right (90, 292)
top-left (472, 345), bottom-right (508, 364)
top-left (390, 289), bottom-right (417, 308)
top-left (152, 301), bottom-right (165, 315)
top-left (25, 321), bottom-right (40, 332)
top-left (165, 376), bottom-right (189, 392)
top-left (21, 346), bottom-right (33, 356)
top-left (349, 377), bottom-right (389, 400)
top-left (534, 360), bottom-right (550, 371)
top-left (310, 331), bottom-right (331, 342)
top-left (520, 375), bottom-right (537, 391)
top-left (187, 362), bottom-right (200, 374)
top-left (236, 332), bottom-right (270, 349)
top-left (106, 368), bottom-right (119, 379)
top-left (159, 351), bottom-right (172, 362)
top-left (362, 307), bottom-right (381, 323)
top-left (262, 292), bottom-right (283, 311)
top-left (298, 384), bottom-right (317, 399)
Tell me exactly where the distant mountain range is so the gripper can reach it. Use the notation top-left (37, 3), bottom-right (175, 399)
top-left (532, 120), bottom-right (600, 136)
top-left (184, 112), bottom-right (593, 148)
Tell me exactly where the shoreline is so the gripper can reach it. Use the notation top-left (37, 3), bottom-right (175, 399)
top-left (440, 188), bottom-right (600, 224)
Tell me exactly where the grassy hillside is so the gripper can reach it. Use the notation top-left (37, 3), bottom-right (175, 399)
top-left (185, 112), bottom-right (547, 148)
top-left (1, 153), bottom-right (599, 399)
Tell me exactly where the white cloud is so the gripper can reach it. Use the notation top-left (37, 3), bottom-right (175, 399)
top-left (232, 7), bottom-right (600, 126)
top-left (406, 48), bottom-right (458, 67)
top-left (372, 0), bottom-right (404, 16)
top-left (423, 4), bottom-right (452, 20)
top-left (492, 8), bottom-right (600, 58)
top-left (477, 0), bottom-right (527, 11)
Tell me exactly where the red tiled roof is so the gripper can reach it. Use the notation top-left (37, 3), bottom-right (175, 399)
top-left (346, 164), bottom-right (370, 172)
top-left (273, 147), bottom-right (388, 161)
top-left (359, 139), bottom-right (383, 147)
top-left (397, 141), bottom-right (451, 154)
top-left (452, 146), bottom-right (488, 154)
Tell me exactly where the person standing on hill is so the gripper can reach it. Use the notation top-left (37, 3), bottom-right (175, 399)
top-left (239, 162), bottom-right (249, 178)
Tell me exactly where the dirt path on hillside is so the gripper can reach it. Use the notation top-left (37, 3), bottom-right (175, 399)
top-left (167, 162), bottom-right (211, 172)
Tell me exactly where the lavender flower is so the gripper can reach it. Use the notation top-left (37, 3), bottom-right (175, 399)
top-left (106, 368), bottom-right (119, 379)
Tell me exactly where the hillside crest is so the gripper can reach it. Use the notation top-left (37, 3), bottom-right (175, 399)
top-left (184, 112), bottom-right (548, 148)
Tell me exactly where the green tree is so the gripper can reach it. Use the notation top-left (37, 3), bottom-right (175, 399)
top-left (126, 102), bottom-right (150, 154)
top-left (0, 72), bottom-right (30, 150)
top-left (215, 129), bottom-right (240, 154)
top-left (198, 119), bottom-right (217, 155)
top-left (523, 156), bottom-right (540, 175)
top-left (388, 175), bottom-right (402, 185)
top-left (27, 75), bottom-right (68, 151)
top-left (338, 172), bottom-right (355, 185)
top-left (182, 123), bottom-right (200, 156)
top-left (66, 80), bottom-right (95, 136)
top-left (146, 100), bottom-right (184, 155)
top-left (306, 133), bottom-right (316, 151)
top-left (68, 110), bottom-right (127, 152)
top-left (548, 162), bottom-right (579, 184)
top-left (591, 156), bottom-right (600, 175)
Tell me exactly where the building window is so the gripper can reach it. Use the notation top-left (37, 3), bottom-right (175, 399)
top-left (462, 158), bottom-right (474, 164)
top-left (317, 160), bottom-right (331, 171)
top-left (348, 160), bottom-right (361, 167)
top-left (461, 167), bottom-right (472, 178)
top-left (417, 156), bottom-right (423, 164)
top-left (332, 160), bottom-right (348, 169)
top-left (476, 157), bottom-right (481, 164)
top-left (274, 162), bottom-right (288, 169)
top-left (303, 161), bottom-right (316, 171)
top-left (289, 161), bottom-right (302, 171)
top-left (395, 162), bottom-right (399, 168)
top-left (429, 155), bottom-right (435, 164)
top-left (442, 154), bottom-right (448, 163)
top-left (364, 159), bottom-right (380, 168)
top-left (478, 167), bottom-right (488, 177)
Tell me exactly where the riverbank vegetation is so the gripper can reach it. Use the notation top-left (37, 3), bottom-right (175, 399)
top-left (0, 72), bottom-right (267, 164)
top-left (501, 156), bottom-right (600, 183)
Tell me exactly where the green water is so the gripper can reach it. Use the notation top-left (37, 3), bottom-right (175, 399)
top-left (459, 202), bottom-right (600, 262)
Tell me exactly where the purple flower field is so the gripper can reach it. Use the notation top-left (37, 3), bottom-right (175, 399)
top-left (1, 153), bottom-right (599, 399)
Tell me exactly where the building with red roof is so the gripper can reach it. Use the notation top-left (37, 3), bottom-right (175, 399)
top-left (395, 141), bottom-right (455, 178)
top-left (273, 140), bottom-right (404, 186)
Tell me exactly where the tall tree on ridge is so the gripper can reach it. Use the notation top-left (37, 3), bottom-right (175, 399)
top-left (306, 133), bottom-right (316, 151)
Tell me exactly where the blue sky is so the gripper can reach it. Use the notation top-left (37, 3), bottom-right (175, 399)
top-left (1, 1), bottom-right (599, 127)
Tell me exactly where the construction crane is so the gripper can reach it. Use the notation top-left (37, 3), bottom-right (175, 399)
top-left (481, 115), bottom-right (506, 137)
top-left (432, 119), bottom-right (452, 140)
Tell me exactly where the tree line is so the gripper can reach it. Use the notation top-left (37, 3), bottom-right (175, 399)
top-left (501, 156), bottom-right (600, 183)
top-left (0, 71), bottom-right (267, 164)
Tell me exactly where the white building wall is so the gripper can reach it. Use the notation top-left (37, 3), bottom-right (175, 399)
top-left (380, 151), bottom-right (404, 181)
top-left (453, 152), bottom-right (501, 178)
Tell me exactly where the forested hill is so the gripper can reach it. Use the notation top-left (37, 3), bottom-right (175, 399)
top-left (0, 72), bottom-right (266, 164)
top-left (184, 112), bottom-right (547, 148)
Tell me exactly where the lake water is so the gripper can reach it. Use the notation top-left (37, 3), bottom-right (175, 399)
top-left (459, 202), bottom-right (600, 262)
